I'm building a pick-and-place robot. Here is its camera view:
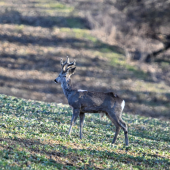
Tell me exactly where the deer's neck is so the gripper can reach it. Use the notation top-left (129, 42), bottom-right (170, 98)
top-left (61, 78), bottom-right (72, 98)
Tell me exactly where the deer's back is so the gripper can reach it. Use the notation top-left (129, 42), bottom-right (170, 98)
top-left (68, 90), bottom-right (123, 113)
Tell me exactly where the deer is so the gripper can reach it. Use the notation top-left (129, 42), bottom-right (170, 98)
top-left (54, 57), bottom-right (129, 146)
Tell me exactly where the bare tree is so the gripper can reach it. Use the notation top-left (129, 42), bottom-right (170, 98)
top-left (76, 0), bottom-right (170, 62)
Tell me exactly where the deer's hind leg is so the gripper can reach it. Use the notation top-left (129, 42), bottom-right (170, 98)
top-left (106, 112), bottom-right (128, 146)
top-left (106, 113), bottom-right (120, 144)
top-left (119, 118), bottom-right (129, 146)
top-left (112, 126), bottom-right (120, 144)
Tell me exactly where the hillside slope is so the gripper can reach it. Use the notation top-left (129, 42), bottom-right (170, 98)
top-left (0, 0), bottom-right (170, 119)
top-left (0, 94), bottom-right (170, 169)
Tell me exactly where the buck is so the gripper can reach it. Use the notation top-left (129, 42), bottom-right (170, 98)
top-left (54, 57), bottom-right (129, 146)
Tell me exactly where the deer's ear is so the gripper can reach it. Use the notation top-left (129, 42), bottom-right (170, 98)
top-left (68, 67), bottom-right (76, 75)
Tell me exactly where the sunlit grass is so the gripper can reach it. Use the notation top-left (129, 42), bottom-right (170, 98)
top-left (35, 1), bottom-right (74, 13)
top-left (0, 2), bottom-right (6, 6)
top-left (60, 28), bottom-right (97, 42)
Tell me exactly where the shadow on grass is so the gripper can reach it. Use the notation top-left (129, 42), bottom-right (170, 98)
top-left (0, 32), bottom-right (124, 55)
top-left (0, 137), bottom-right (169, 169)
top-left (0, 10), bottom-right (90, 29)
top-left (0, 75), bottom-right (62, 95)
top-left (0, 137), bottom-right (101, 169)
top-left (0, 53), bottom-right (60, 72)
top-left (0, 52), bottom-right (110, 72)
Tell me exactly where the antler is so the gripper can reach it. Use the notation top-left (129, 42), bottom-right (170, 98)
top-left (60, 56), bottom-right (76, 72)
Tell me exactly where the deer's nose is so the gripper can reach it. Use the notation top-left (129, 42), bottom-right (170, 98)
top-left (54, 79), bottom-right (58, 83)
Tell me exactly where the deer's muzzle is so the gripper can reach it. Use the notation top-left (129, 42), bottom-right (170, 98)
top-left (54, 79), bottom-right (58, 83)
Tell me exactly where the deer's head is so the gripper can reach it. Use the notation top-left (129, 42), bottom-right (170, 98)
top-left (54, 57), bottom-right (76, 83)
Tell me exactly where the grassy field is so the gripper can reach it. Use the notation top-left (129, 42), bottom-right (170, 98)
top-left (0, 1), bottom-right (170, 168)
top-left (0, 94), bottom-right (170, 169)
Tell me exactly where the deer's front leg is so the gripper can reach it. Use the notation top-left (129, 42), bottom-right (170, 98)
top-left (68, 108), bottom-right (80, 136)
top-left (79, 112), bottom-right (85, 139)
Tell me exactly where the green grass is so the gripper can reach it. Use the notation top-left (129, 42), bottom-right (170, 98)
top-left (35, 1), bottom-right (74, 13)
top-left (0, 94), bottom-right (170, 169)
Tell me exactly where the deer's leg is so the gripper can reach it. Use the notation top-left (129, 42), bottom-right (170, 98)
top-left (79, 112), bottom-right (85, 139)
top-left (108, 110), bottom-right (129, 146)
top-left (112, 126), bottom-right (120, 144)
top-left (106, 113), bottom-right (120, 144)
top-left (68, 108), bottom-right (80, 136)
top-left (119, 118), bottom-right (129, 146)
top-left (106, 112), bottom-right (127, 145)
top-left (110, 113), bottom-right (129, 146)
top-left (124, 130), bottom-right (129, 146)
